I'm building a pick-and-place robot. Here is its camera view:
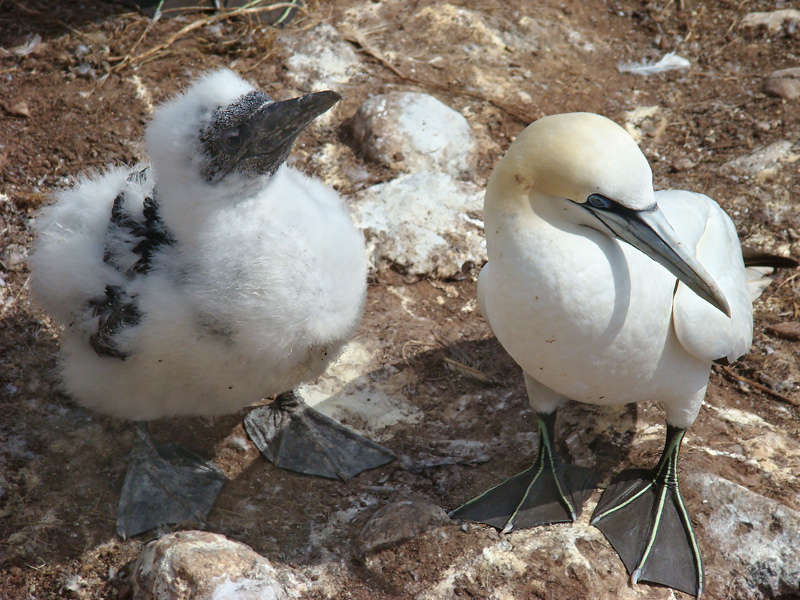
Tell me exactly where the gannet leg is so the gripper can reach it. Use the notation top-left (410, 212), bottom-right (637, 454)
top-left (116, 423), bottom-right (228, 539)
top-left (244, 390), bottom-right (395, 481)
top-left (449, 410), bottom-right (598, 531)
top-left (591, 425), bottom-right (704, 598)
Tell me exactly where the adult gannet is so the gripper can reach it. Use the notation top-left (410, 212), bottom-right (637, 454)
top-left (30, 69), bottom-right (393, 538)
top-left (450, 112), bottom-right (793, 596)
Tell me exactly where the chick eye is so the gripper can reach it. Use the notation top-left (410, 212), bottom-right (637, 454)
top-left (220, 128), bottom-right (242, 151)
top-left (587, 194), bottom-right (611, 209)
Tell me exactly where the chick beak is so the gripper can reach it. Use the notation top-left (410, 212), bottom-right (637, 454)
top-left (245, 90), bottom-right (341, 163)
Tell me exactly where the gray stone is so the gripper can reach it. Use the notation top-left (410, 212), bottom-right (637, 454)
top-left (131, 531), bottom-right (303, 600)
top-left (351, 171), bottom-right (486, 278)
top-left (721, 141), bottom-right (795, 178)
top-left (357, 499), bottom-right (451, 556)
top-left (689, 473), bottom-right (800, 599)
top-left (352, 92), bottom-right (476, 177)
top-left (764, 67), bottom-right (800, 100)
top-left (400, 439), bottom-right (492, 472)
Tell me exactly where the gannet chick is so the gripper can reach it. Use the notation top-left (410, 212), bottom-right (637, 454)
top-left (30, 69), bottom-right (393, 538)
top-left (450, 112), bottom-right (795, 597)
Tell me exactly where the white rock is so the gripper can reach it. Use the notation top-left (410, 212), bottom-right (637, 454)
top-left (413, 4), bottom-right (508, 59)
top-left (298, 338), bottom-right (423, 436)
top-left (741, 9), bottom-right (800, 34)
top-left (689, 473), bottom-right (800, 599)
top-left (351, 171), bottom-right (486, 278)
top-left (721, 141), bottom-right (796, 178)
top-left (412, 524), bottom-right (640, 599)
top-left (282, 23), bottom-right (362, 92)
top-left (353, 92), bottom-right (476, 177)
top-left (622, 105), bottom-right (662, 143)
top-left (131, 531), bottom-right (303, 600)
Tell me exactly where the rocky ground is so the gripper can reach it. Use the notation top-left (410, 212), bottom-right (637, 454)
top-left (1, 1), bottom-right (800, 599)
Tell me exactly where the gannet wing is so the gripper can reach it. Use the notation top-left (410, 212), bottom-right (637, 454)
top-left (88, 167), bottom-right (179, 359)
top-left (741, 250), bottom-right (799, 302)
top-left (658, 190), bottom-right (754, 365)
top-left (476, 261), bottom-right (492, 330)
top-left (102, 168), bottom-right (173, 276)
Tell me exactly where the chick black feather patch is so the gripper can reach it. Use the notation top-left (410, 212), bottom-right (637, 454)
top-left (88, 169), bottom-right (175, 359)
top-left (88, 284), bottom-right (142, 359)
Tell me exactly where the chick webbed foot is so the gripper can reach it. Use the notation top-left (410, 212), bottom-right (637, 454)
top-left (244, 391), bottom-right (395, 481)
top-left (450, 411), bottom-right (598, 532)
top-left (116, 424), bottom-right (227, 539)
top-left (591, 425), bottom-right (703, 598)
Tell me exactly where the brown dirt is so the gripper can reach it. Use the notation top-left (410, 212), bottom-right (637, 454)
top-left (1, 0), bottom-right (800, 598)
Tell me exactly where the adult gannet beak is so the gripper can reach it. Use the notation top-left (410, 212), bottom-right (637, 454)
top-left (582, 196), bottom-right (731, 317)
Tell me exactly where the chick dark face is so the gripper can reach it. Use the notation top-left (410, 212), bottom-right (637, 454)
top-left (199, 89), bottom-right (341, 183)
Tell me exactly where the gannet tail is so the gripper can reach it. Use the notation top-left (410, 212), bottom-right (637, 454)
top-left (742, 250), bottom-right (799, 302)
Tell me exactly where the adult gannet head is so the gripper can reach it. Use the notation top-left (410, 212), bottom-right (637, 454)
top-left (145, 69), bottom-right (340, 199)
top-left (492, 112), bottom-right (731, 317)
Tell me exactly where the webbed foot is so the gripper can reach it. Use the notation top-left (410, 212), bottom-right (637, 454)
top-left (591, 426), bottom-right (703, 597)
top-left (117, 425), bottom-right (227, 539)
top-left (450, 411), bottom-right (598, 532)
top-left (244, 391), bottom-right (395, 481)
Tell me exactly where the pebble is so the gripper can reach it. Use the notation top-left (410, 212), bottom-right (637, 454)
top-left (721, 140), bottom-right (795, 178)
top-left (764, 67), bottom-right (800, 100)
top-left (671, 157), bottom-right (695, 172)
top-left (357, 499), bottom-right (451, 556)
top-left (766, 321), bottom-right (800, 341)
top-left (3, 101), bottom-right (30, 118)
top-left (2, 244), bottom-right (27, 271)
top-left (282, 23), bottom-right (362, 92)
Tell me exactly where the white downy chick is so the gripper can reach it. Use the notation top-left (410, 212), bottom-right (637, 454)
top-left (30, 70), bottom-right (393, 537)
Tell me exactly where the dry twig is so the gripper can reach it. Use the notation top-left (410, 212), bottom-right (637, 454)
top-left (717, 365), bottom-right (800, 408)
top-left (339, 24), bottom-right (535, 124)
top-left (433, 327), bottom-right (500, 385)
top-left (442, 357), bottom-right (499, 386)
top-left (112, 3), bottom-right (307, 73)
top-left (400, 340), bottom-right (435, 369)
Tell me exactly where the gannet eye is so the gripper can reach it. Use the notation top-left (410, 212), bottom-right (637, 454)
top-left (220, 128), bottom-right (242, 151)
top-left (587, 194), bottom-right (611, 209)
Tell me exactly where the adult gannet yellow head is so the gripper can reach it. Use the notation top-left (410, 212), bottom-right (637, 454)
top-left (490, 112), bottom-right (731, 317)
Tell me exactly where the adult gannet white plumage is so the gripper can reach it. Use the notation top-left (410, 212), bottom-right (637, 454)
top-left (30, 69), bottom-right (393, 538)
top-left (450, 112), bottom-right (794, 597)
